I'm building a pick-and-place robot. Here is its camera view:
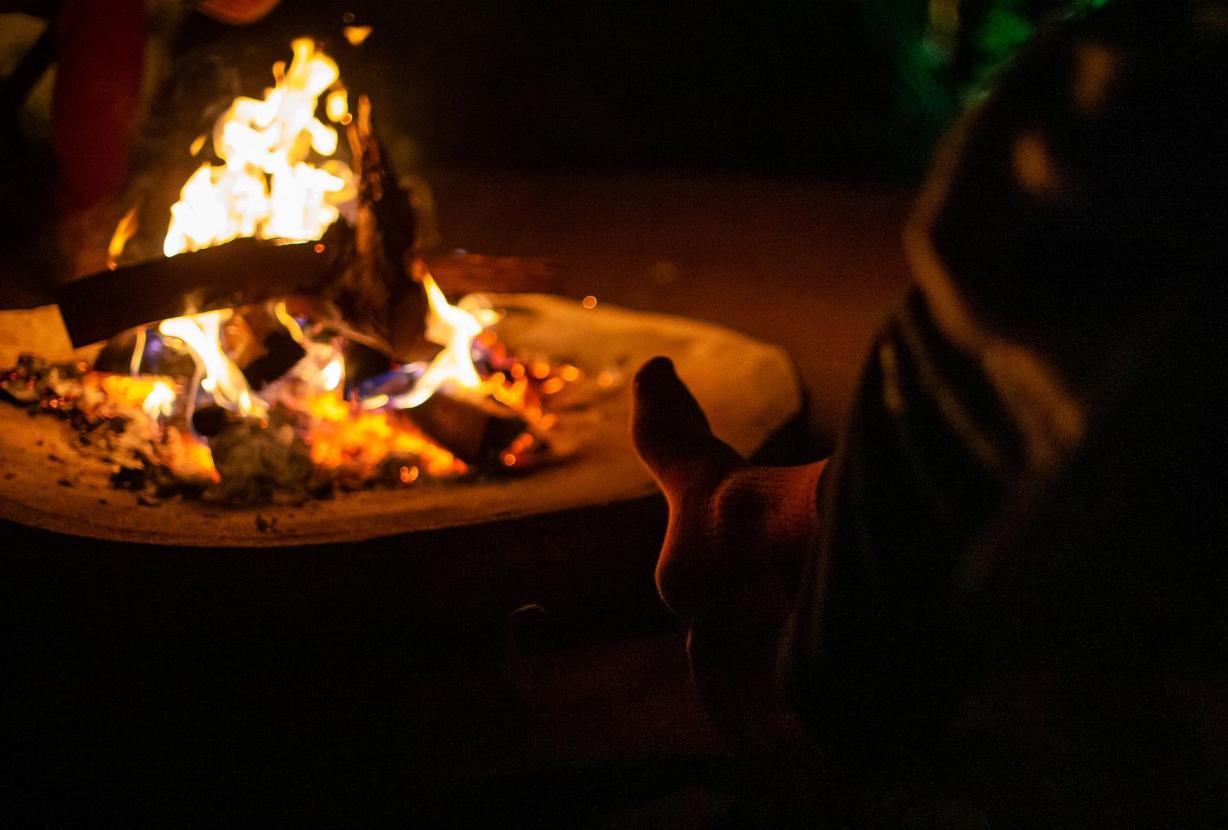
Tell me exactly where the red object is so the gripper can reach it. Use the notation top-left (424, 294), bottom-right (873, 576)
top-left (196, 0), bottom-right (280, 25)
top-left (52, 0), bottom-right (145, 214)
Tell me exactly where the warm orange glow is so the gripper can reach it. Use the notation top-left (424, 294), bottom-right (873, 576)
top-left (164, 426), bottom-right (221, 483)
top-left (90, 38), bottom-right (575, 493)
top-left (300, 389), bottom-right (468, 478)
top-left (87, 374), bottom-right (220, 482)
top-left (142, 379), bottom-right (177, 419)
top-left (162, 39), bottom-right (355, 257)
top-left (386, 271), bottom-right (499, 409)
top-left (158, 311), bottom-right (265, 417)
top-left (99, 373), bottom-right (174, 409)
top-left (107, 206), bottom-right (140, 270)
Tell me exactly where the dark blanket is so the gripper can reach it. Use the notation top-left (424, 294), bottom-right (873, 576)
top-left (780, 3), bottom-right (1228, 823)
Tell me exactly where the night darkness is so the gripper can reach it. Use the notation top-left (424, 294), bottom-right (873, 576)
top-left (7, 2), bottom-right (1213, 827)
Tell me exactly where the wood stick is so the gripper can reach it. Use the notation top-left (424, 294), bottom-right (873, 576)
top-left (407, 390), bottom-right (527, 465)
top-left (55, 226), bottom-right (347, 347)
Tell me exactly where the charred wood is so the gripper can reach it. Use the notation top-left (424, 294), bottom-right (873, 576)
top-left (407, 390), bottom-right (527, 466)
top-left (55, 227), bottom-right (346, 348)
top-left (332, 94), bottom-right (428, 361)
top-left (59, 97), bottom-right (429, 362)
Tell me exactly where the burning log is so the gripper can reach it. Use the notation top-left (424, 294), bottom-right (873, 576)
top-left (329, 95), bottom-right (428, 360)
top-left (11, 39), bottom-right (588, 507)
top-left (53, 230), bottom-right (345, 349)
top-left (54, 98), bottom-right (427, 363)
top-left (407, 391), bottom-right (528, 466)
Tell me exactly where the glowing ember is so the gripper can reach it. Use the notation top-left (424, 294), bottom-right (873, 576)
top-left (70, 37), bottom-right (581, 502)
top-left (301, 390), bottom-right (468, 478)
top-left (99, 373), bottom-right (177, 411)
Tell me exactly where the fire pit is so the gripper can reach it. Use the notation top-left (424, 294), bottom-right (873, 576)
top-left (0, 34), bottom-right (805, 824)
top-left (0, 297), bottom-right (797, 545)
top-left (0, 38), bottom-right (799, 546)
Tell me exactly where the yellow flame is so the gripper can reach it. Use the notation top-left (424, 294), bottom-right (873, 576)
top-left (129, 327), bottom-right (146, 375)
top-left (162, 39), bottom-right (354, 257)
top-left (325, 88), bottom-right (348, 123)
top-left (273, 300), bottom-right (307, 344)
top-left (107, 206), bottom-right (140, 270)
top-left (158, 311), bottom-right (265, 417)
top-left (142, 380), bottom-right (177, 419)
top-left (320, 355), bottom-right (345, 391)
top-left (388, 273), bottom-right (498, 409)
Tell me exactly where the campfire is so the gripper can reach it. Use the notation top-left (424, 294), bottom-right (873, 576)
top-left (2, 39), bottom-right (582, 505)
top-left (0, 33), bottom-right (798, 545)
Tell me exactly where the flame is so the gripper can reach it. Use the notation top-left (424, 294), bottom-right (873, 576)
top-left (158, 311), bottom-right (265, 417)
top-left (129, 327), bottom-right (146, 375)
top-left (319, 355), bottom-right (345, 391)
top-left (325, 88), bottom-right (349, 123)
top-left (302, 389), bottom-right (467, 478)
top-left (162, 38), bottom-right (354, 257)
top-left (99, 374), bottom-right (175, 410)
top-left (273, 300), bottom-right (307, 343)
top-left (343, 25), bottom-right (373, 47)
top-left (108, 37), bottom-right (543, 491)
top-left (107, 206), bottom-right (140, 270)
top-left (386, 272), bottom-right (500, 409)
top-left (142, 380), bottom-right (177, 419)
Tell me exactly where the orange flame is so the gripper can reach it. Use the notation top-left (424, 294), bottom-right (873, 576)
top-left (163, 38), bottom-right (354, 256)
top-left (158, 310), bottom-right (264, 417)
top-left (302, 390), bottom-right (468, 478)
top-left (377, 271), bottom-right (500, 410)
top-left (107, 206), bottom-right (140, 270)
top-left (111, 37), bottom-right (535, 487)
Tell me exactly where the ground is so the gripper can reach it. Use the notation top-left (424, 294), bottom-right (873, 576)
top-left (0, 171), bottom-right (913, 825)
top-left (427, 169), bottom-right (913, 451)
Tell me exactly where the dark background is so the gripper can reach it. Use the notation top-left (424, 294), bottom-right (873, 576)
top-left (163, 1), bottom-right (946, 180)
top-left (0, 3), bottom-right (1074, 824)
